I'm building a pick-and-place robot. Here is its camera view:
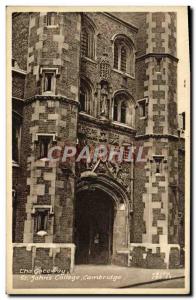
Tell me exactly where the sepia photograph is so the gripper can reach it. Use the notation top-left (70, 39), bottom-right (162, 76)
top-left (6, 6), bottom-right (190, 295)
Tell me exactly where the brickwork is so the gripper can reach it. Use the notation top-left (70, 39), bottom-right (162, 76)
top-left (80, 12), bottom-right (137, 105)
top-left (13, 244), bottom-right (74, 274)
top-left (13, 247), bottom-right (33, 274)
top-left (12, 72), bottom-right (26, 99)
top-left (129, 243), bottom-right (181, 269)
top-left (168, 140), bottom-right (179, 244)
top-left (178, 139), bottom-right (185, 249)
top-left (12, 13), bottom-right (29, 70)
top-left (19, 98), bottom-right (78, 244)
top-left (129, 246), bottom-right (166, 269)
top-left (25, 12), bottom-right (80, 99)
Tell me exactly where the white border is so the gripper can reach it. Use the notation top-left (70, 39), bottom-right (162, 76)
top-left (0, 1), bottom-right (193, 299)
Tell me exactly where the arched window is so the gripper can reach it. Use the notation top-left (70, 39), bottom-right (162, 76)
top-left (113, 101), bottom-right (118, 121)
top-left (81, 28), bottom-right (89, 58)
top-left (79, 78), bottom-right (93, 115)
top-left (113, 92), bottom-right (135, 127)
top-left (121, 101), bottom-right (127, 123)
top-left (121, 47), bottom-right (127, 72)
top-left (79, 86), bottom-right (86, 112)
top-left (113, 35), bottom-right (135, 76)
top-left (114, 43), bottom-right (119, 69)
top-left (81, 16), bottom-right (95, 59)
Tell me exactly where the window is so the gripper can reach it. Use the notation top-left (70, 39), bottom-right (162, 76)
top-left (155, 160), bottom-right (161, 173)
top-left (113, 92), bottom-right (135, 127)
top-left (35, 134), bottom-right (56, 160)
top-left (137, 98), bottom-right (148, 118)
top-left (81, 16), bottom-right (95, 59)
top-left (41, 68), bottom-right (58, 95)
top-left (12, 115), bottom-right (21, 163)
top-left (34, 209), bottom-right (49, 233)
top-left (44, 72), bottom-right (53, 92)
top-left (46, 12), bottom-right (57, 26)
top-left (113, 101), bottom-right (118, 121)
top-left (140, 101), bottom-right (146, 117)
top-left (114, 43), bottom-right (118, 69)
top-left (113, 35), bottom-right (135, 76)
top-left (153, 156), bottom-right (164, 174)
top-left (121, 46), bottom-right (127, 72)
top-left (182, 112), bottom-right (185, 130)
top-left (79, 78), bottom-right (92, 114)
top-left (81, 28), bottom-right (89, 58)
top-left (79, 87), bottom-right (86, 112)
top-left (39, 136), bottom-right (51, 159)
top-left (32, 205), bottom-right (54, 234)
top-left (121, 101), bottom-right (127, 123)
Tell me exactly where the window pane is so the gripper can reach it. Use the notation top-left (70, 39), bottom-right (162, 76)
top-left (47, 12), bottom-right (56, 26)
top-left (80, 80), bottom-right (92, 115)
top-left (113, 102), bottom-right (118, 121)
top-left (12, 122), bottom-right (20, 162)
top-left (153, 157), bottom-right (163, 174)
top-left (114, 43), bottom-right (118, 69)
top-left (39, 137), bottom-right (51, 159)
top-left (35, 210), bottom-right (48, 232)
top-left (47, 13), bottom-right (52, 26)
top-left (121, 102), bottom-right (126, 123)
top-left (156, 162), bottom-right (160, 173)
top-left (81, 29), bottom-right (89, 57)
top-left (140, 101), bottom-right (146, 117)
top-left (80, 91), bottom-right (86, 112)
top-left (121, 46), bottom-right (127, 72)
top-left (44, 73), bottom-right (53, 92)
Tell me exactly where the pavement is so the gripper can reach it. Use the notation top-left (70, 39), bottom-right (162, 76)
top-left (133, 278), bottom-right (185, 289)
top-left (13, 265), bottom-right (185, 289)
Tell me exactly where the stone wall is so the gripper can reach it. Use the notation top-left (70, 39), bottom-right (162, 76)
top-left (178, 138), bottom-right (185, 243)
top-left (129, 244), bottom-right (181, 269)
top-left (17, 97), bottom-right (77, 244)
top-left (80, 13), bottom-right (137, 102)
top-left (12, 13), bottom-right (29, 70)
top-left (13, 243), bottom-right (75, 274)
top-left (25, 12), bottom-right (80, 99)
top-left (12, 71), bottom-right (26, 99)
top-left (13, 11), bottom-right (80, 245)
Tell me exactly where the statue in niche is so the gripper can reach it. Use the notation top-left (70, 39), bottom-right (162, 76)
top-left (98, 51), bottom-right (111, 120)
top-left (100, 80), bottom-right (109, 118)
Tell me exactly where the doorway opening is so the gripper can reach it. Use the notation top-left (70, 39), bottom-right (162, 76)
top-left (75, 188), bottom-right (114, 265)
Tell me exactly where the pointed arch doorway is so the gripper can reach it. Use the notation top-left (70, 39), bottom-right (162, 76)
top-left (74, 174), bottom-right (130, 265)
top-left (75, 189), bottom-right (114, 264)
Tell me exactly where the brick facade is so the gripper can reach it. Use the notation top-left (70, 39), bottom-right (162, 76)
top-left (12, 12), bottom-right (185, 273)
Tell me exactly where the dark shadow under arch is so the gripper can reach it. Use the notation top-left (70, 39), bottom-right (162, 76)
top-left (75, 174), bottom-right (130, 265)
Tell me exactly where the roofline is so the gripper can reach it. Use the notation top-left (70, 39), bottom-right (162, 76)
top-left (101, 12), bottom-right (138, 32)
top-left (12, 11), bottom-right (139, 33)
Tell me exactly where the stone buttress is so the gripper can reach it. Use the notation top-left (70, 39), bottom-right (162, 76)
top-left (13, 12), bottom-right (81, 273)
top-left (131, 12), bottom-right (182, 268)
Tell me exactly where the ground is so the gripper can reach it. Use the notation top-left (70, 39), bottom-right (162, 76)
top-left (134, 278), bottom-right (184, 289)
top-left (13, 265), bottom-right (185, 289)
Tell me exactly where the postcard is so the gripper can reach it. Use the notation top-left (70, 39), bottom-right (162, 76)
top-left (6, 6), bottom-right (190, 295)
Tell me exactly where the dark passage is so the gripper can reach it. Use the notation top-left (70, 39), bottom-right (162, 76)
top-left (75, 189), bottom-right (114, 265)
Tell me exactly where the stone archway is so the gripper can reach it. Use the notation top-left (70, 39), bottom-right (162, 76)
top-left (75, 173), bottom-right (130, 265)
